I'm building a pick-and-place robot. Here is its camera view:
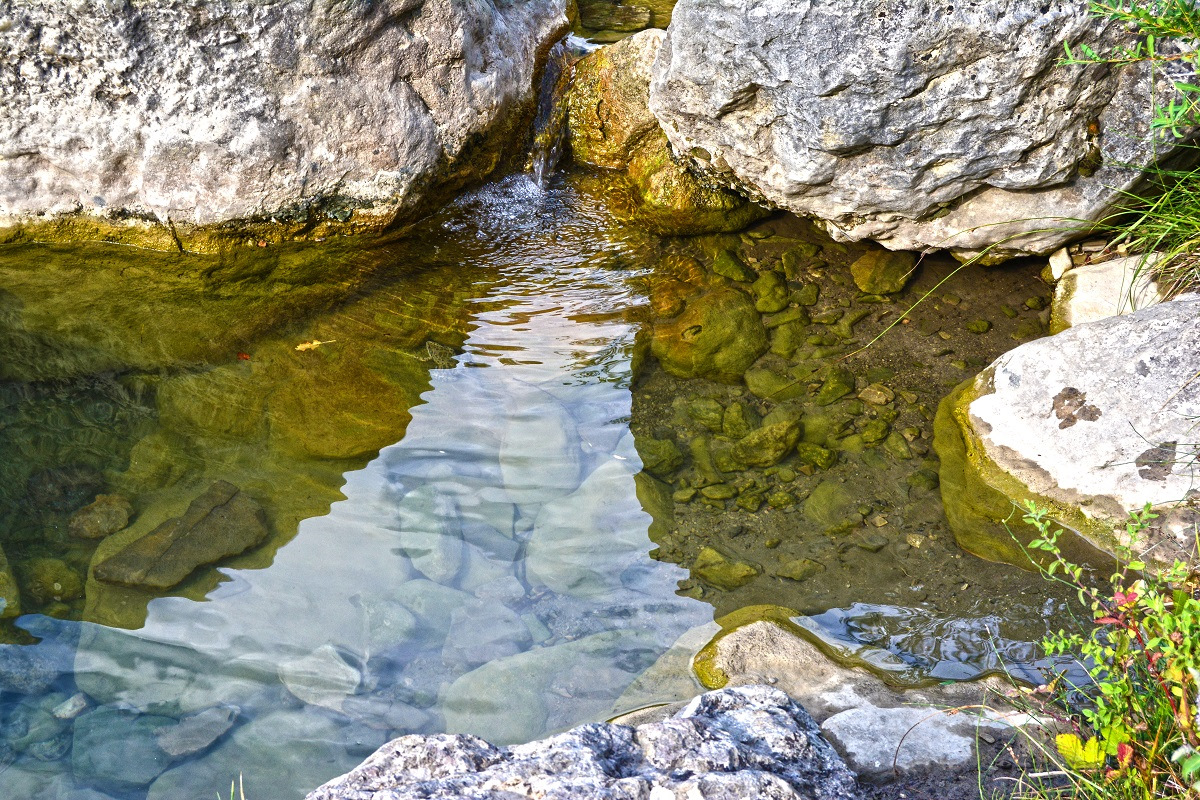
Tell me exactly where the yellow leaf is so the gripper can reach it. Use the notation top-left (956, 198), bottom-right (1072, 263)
top-left (295, 340), bottom-right (335, 352)
top-left (1057, 733), bottom-right (1106, 771)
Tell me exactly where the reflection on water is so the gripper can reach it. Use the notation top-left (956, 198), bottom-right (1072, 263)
top-left (0, 169), bottom-right (1075, 799)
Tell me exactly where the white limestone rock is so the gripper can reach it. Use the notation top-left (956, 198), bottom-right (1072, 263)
top-left (307, 686), bottom-right (861, 800)
top-left (953, 295), bottom-right (1200, 565)
top-left (649, 0), bottom-right (1193, 261)
top-left (1049, 254), bottom-right (1163, 332)
top-left (0, 0), bottom-right (566, 240)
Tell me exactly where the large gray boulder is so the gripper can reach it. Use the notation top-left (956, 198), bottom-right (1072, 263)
top-left (649, 0), bottom-right (1190, 261)
top-left (935, 294), bottom-right (1200, 569)
top-left (307, 685), bottom-right (861, 800)
top-left (0, 0), bottom-right (566, 250)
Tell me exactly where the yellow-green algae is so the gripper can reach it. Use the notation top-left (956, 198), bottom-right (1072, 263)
top-left (933, 373), bottom-right (1120, 571)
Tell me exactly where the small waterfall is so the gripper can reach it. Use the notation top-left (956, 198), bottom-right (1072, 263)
top-left (526, 40), bottom-right (572, 188)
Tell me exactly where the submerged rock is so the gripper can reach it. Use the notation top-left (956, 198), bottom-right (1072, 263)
top-left (441, 629), bottom-right (659, 745)
top-left (309, 686), bottom-right (861, 800)
top-left (651, 288), bottom-right (768, 383)
top-left (935, 295), bottom-right (1200, 568)
top-left (72, 707), bottom-right (174, 791)
top-left (69, 494), bottom-right (133, 540)
top-left (0, 0), bottom-right (568, 249)
top-left (93, 480), bottom-right (269, 589)
top-left (849, 250), bottom-right (916, 295)
top-left (279, 645), bottom-right (362, 714)
top-left (649, 0), bottom-right (1193, 260)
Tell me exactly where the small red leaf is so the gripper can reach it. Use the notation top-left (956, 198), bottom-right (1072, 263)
top-left (237, 352), bottom-right (251, 361)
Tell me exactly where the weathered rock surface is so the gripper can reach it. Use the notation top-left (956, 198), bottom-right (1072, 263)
top-left (935, 295), bottom-right (1200, 568)
top-left (649, 0), bottom-right (1191, 260)
top-left (567, 30), bottom-right (766, 234)
top-left (1049, 254), bottom-right (1163, 333)
top-left (307, 685), bottom-right (861, 800)
top-left (691, 617), bottom-right (1033, 780)
top-left (93, 480), bottom-right (269, 589)
top-left (0, 0), bottom-right (567, 250)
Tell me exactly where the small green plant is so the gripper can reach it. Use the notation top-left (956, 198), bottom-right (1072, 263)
top-left (219, 774), bottom-right (247, 800)
top-left (1063, 0), bottom-right (1200, 137)
top-left (1010, 501), bottom-right (1200, 799)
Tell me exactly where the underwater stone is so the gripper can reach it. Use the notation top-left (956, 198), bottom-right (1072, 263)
top-left (635, 436), bottom-right (685, 478)
top-left (965, 319), bottom-right (993, 334)
top-left (279, 644), bottom-right (362, 714)
top-left (442, 629), bottom-right (658, 745)
top-left (700, 484), bottom-right (737, 500)
top-left (860, 419), bottom-right (890, 445)
top-left (848, 251), bottom-right (916, 295)
top-left (721, 402), bottom-right (761, 440)
top-left (794, 283), bottom-right (821, 306)
top-left (745, 366), bottom-right (806, 402)
top-left (802, 481), bottom-right (862, 535)
top-left (767, 490), bottom-right (796, 509)
top-left (778, 558), bottom-right (824, 582)
top-left (732, 419), bottom-right (802, 468)
top-left (692, 546), bottom-right (759, 590)
top-left (396, 486), bottom-right (465, 585)
top-left (709, 440), bottom-right (747, 473)
top-left (69, 494), bottom-right (133, 540)
top-left (93, 480), bottom-right (269, 590)
top-left (442, 599), bottom-right (533, 669)
top-left (155, 706), bottom-right (238, 759)
top-left (712, 249), bottom-right (754, 283)
top-left (795, 442), bottom-right (836, 470)
top-left (752, 270), bottom-right (790, 313)
top-left (72, 707), bottom-right (174, 791)
top-left (526, 460), bottom-right (652, 599)
top-left (814, 368), bottom-right (856, 406)
top-left (883, 432), bottom-right (913, 460)
top-left (686, 398), bottom-right (726, 432)
top-left (20, 558), bottom-right (84, 605)
top-left (393, 579), bottom-right (475, 643)
top-left (651, 288), bottom-right (768, 383)
top-left (857, 384), bottom-right (894, 406)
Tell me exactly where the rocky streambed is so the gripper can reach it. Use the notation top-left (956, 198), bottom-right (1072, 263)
top-left (2, 0), bottom-right (1198, 798)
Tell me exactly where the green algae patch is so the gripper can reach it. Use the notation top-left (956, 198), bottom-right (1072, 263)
top-left (933, 375), bottom-right (1120, 571)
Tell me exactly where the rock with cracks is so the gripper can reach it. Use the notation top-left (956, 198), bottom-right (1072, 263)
top-left (648, 0), bottom-right (1193, 261)
top-left (308, 685), bottom-right (861, 800)
top-left (0, 0), bottom-right (567, 250)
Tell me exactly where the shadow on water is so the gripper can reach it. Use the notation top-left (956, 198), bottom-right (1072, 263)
top-left (0, 167), bottom-right (1078, 799)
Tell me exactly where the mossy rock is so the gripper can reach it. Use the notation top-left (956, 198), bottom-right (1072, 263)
top-left (635, 436), bottom-right (684, 478)
top-left (933, 377), bottom-right (1116, 570)
top-left (624, 133), bottom-right (768, 236)
top-left (814, 367), bottom-right (856, 406)
top-left (745, 366), bottom-right (806, 401)
top-left (566, 30), bottom-right (664, 169)
top-left (692, 546), bottom-right (759, 590)
top-left (802, 480), bottom-right (862, 534)
top-left (732, 419), bottom-right (802, 468)
top-left (848, 249), bottom-right (917, 295)
top-left (650, 288), bottom-right (768, 383)
top-left (0, 544), bottom-right (21, 619)
top-left (752, 270), bottom-right (789, 313)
